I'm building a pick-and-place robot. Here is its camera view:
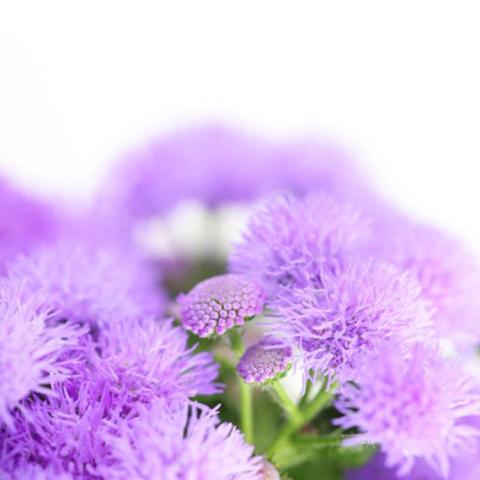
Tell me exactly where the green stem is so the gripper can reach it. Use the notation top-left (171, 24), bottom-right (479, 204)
top-left (298, 377), bottom-right (313, 409)
top-left (266, 379), bottom-right (337, 458)
top-left (229, 330), bottom-right (254, 444)
top-left (229, 329), bottom-right (245, 357)
top-left (239, 377), bottom-right (254, 444)
top-left (272, 381), bottom-right (302, 425)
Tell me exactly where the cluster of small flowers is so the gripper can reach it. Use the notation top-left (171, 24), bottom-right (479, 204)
top-left (2, 125), bottom-right (480, 480)
top-left (229, 188), bottom-right (480, 478)
top-left (0, 173), bottom-right (262, 478)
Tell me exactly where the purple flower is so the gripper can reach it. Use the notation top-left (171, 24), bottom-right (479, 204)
top-left (0, 279), bottom-right (83, 427)
top-left (0, 318), bottom-right (219, 477)
top-left (377, 223), bottom-right (480, 343)
top-left (93, 317), bottom-right (221, 403)
top-left (237, 337), bottom-right (292, 384)
top-left (100, 125), bottom-right (369, 225)
top-left (229, 193), bottom-right (369, 292)
top-left (346, 453), bottom-right (441, 480)
top-left (272, 260), bottom-right (434, 382)
top-left (6, 240), bottom-right (166, 329)
top-left (100, 400), bottom-right (262, 480)
top-left (0, 176), bottom-right (58, 271)
top-left (178, 274), bottom-right (266, 337)
top-left (348, 450), bottom-right (480, 480)
top-left (0, 463), bottom-right (74, 480)
top-left (335, 345), bottom-right (480, 478)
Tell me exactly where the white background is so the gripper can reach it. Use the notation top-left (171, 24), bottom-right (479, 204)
top-left (1, 1), bottom-right (479, 250)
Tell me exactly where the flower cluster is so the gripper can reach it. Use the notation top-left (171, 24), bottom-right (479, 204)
top-left (230, 172), bottom-right (480, 476)
top-left (99, 400), bottom-right (262, 480)
top-left (1, 127), bottom-right (480, 480)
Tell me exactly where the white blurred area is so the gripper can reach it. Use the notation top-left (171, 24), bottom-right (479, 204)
top-left (1, 1), bottom-right (480, 251)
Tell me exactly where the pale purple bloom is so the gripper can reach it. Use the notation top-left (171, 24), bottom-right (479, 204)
top-left (0, 279), bottom-right (83, 427)
top-left (348, 450), bottom-right (480, 480)
top-left (237, 337), bottom-right (292, 384)
top-left (229, 193), bottom-right (369, 292)
top-left (335, 345), bottom-right (480, 478)
top-left (101, 125), bottom-right (370, 225)
top-left (0, 318), bottom-right (219, 477)
top-left (0, 176), bottom-right (58, 271)
top-left (6, 241), bottom-right (166, 330)
top-left (378, 223), bottom-right (480, 343)
top-left (273, 260), bottom-right (434, 382)
top-left (93, 317), bottom-right (221, 403)
top-left (346, 453), bottom-right (441, 480)
top-left (0, 463), bottom-right (74, 480)
top-left (100, 400), bottom-right (262, 480)
top-left (178, 274), bottom-right (266, 337)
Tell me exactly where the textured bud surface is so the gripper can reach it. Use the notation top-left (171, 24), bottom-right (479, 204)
top-left (237, 337), bottom-right (293, 384)
top-left (179, 274), bottom-right (266, 337)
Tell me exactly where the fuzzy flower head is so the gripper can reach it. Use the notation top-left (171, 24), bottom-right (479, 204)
top-left (382, 223), bottom-right (480, 342)
top-left (178, 274), bottom-right (266, 337)
top-left (335, 345), bottom-right (480, 478)
top-left (0, 318), bottom-right (219, 477)
top-left (6, 241), bottom-right (166, 330)
top-left (101, 125), bottom-right (369, 226)
top-left (0, 176), bottom-right (59, 271)
top-left (237, 337), bottom-right (293, 384)
top-left (346, 453), bottom-right (442, 480)
top-left (0, 280), bottom-right (82, 426)
top-left (0, 463), bottom-right (74, 480)
top-left (101, 400), bottom-right (262, 480)
top-left (230, 193), bottom-right (369, 292)
top-left (93, 317), bottom-right (221, 404)
top-left (273, 260), bottom-right (434, 382)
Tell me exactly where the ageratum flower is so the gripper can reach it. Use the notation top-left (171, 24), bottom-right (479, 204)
top-left (381, 223), bottom-right (480, 343)
top-left (100, 125), bottom-right (369, 224)
top-left (0, 385), bottom-right (118, 477)
top-left (6, 241), bottom-right (166, 330)
top-left (229, 193), bottom-right (369, 292)
top-left (0, 176), bottom-right (58, 271)
top-left (93, 317), bottom-right (221, 403)
top-left (237, 337), bottom-right (293, 384)
top-left (0, 463), bottom-right (73, 480)
top-left (346, 454), bottom-right (441, 480)
top-left (100, 400), bottom-right (262, 480)
top-left (273, 260), bottom-right (434, 382)
top-left (335, 345), bottom-right (480, 478)
top-left (0, 318), bottom-right (219, 476)
top-left (0, 280), bottom-right (82, 427)
top-left (178, 274), bottom-right (266, 337)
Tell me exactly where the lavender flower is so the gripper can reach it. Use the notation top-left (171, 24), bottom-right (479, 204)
top-left (178, 274), bottom-right (266, 337)
top-left (0, 463), bottom-right (74, 480)
top-left (379, 223), bottom-right (480, 343)
top-left (94, 317), bottom-right (221, 403)
top-left (335, 345), bottom-right (480, 478)
top-left (273, 260), bottom-right (434, 382)
top-left (348, 448), bottom-right (480, 480)
top-left (237, 337), bottom-right (292, 384)
top-left (229, 193), bottom-right (369, 292)
top-left (100, 400), bottom-right (262, 480)
top-left (6, 241), bottom-right (166, 330)
top-left (346, 453), bottom-right (441, 480)
top-left (0, 176), bottom-right (58, 271)
top-left (0, 317), bottom-right (219, 477)
top-left (101, 125), bottom-right (368, 224)
top-left (0, 280), bottom-right (82, 426)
